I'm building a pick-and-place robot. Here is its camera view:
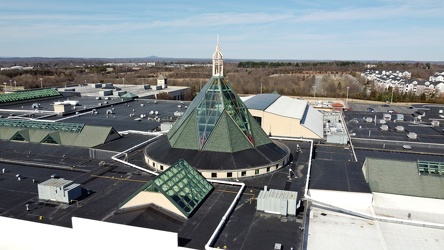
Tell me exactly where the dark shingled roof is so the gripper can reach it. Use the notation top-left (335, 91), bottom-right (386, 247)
top-left (145, 136), bottom-right (290, 171)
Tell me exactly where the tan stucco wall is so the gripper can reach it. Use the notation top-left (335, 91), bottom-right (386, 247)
top-left (249, 109), bottom-right (321, 139)
top-left (145, 154), bottom-right (290, 180)
top-left (121, 191), bottom-right (185, 218)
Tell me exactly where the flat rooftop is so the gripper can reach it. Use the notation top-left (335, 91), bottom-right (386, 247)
top-left (57, 84), bottom-right (189, 99)
top-left (0, 137), bottom-right (308, 249)
top-left (1, 96), bottom-right (444, 249)
top-left (0, 94), bottom-right (190, 132)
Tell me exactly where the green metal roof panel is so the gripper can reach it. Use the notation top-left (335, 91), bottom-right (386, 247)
top-left (168, 111), bottom-right (199, 150)
top-left (202, 111), bottom-right (232, 152)
top-left (227, 113), bottom-right (256, 152)
top-left (0, 120), bottom-right (116, 147)
top-left (249, 113), bottom-right (272, 146)
top-left (28, 129), bottom-right (51, 143)
top-left (73, 126), bottom-right (114, 147)
top-left (0, 88), bottom-right (60, 103)
top-left (363, 158), bottom-right (444, 199)
top-left (0, 118), bottom-right (84, 133)
top-left (0, 127), bottom-right (18, 140)
top-left (149, 159), bottom-right (213, 217)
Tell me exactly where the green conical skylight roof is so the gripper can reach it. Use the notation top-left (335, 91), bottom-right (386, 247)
top-left (167, 76), bottom-right (271, 152)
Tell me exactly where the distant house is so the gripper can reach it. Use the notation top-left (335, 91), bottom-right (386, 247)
top-left (435, 82), bottom-right (444, 96)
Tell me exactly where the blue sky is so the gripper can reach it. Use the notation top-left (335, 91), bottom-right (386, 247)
top-left (0, 0), bottom-right (443, 61)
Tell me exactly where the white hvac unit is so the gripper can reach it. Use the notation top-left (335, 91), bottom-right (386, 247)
top-left (395, 126), bottom-right (404, 132)
top-left (407, 132), bottom-right (417, 139)
top-left (395, 114), bottom-right (404, 121)
top-left (431, 120), bottom-right (440, 127)
top-left (380, 125), bottom-right (389, 131)
top-left (365, 117), bottom-right (373, 123)
top-left (383, 114), bottom-right (391, 120)
top-left (160, 122), bottom-right (174, 132)
top-left (174, 111), bottom-right (184, 117)
top-left (37, 178), bottom-right (82, 204)
top-left (379, 119), bottom-right (386, 124)
top-left (257, 187), bottom-right (298, 216)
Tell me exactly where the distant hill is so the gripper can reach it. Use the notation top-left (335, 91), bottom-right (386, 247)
top-left (0, 56), bottom-right (443, 65)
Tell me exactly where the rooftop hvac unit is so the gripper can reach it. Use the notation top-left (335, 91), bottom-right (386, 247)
top-left (379, 119), bottom-right (386, 124)
top-left (407, 132), bottom-right (417, 139)
top-left (365, 117), bottom-right (373, 123)
top-left (257, 189), bottom-right (298, 216)
top-left (174, 111), bottom-right (184, 117)
top-left (431, 120), bottom-right (440, 127)
top-left (383, 114), bottom-right (391, 120)
top-left (380, 125), bottom-right (389, 131)
top-left (395, 126), bottom-right (404, 132)
top-left (395, 114), bottom-right (404, 121)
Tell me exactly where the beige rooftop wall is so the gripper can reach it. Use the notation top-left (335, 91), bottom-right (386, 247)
top-left (121, 191), bottom-right (185, 219)
top-left (250, 109), bottom-right (322, 139)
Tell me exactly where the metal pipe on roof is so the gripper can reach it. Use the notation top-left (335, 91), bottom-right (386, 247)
top-left (339, 111), bottom-right (358, 162)
top-left (270, 136), bottom-right (314, 198)
top-left (111, 132), bottom-right (162, 176)
top-left (205, 179), bottom-right (245, 250)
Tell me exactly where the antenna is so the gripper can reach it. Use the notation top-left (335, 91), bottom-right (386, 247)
top-left (217, 34), bottom-right (219, 45)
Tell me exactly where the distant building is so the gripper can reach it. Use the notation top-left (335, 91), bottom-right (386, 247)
top-left (156, 74), bottom-right (168, 89)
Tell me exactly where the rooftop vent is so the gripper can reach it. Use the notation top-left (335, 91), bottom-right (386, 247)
top-left (383, 114), bottom-right (391, 120)
top-left (407, 132), bottom-right (417, 139)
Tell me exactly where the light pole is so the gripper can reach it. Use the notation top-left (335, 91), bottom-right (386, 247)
top-left (122, 78), bottom-right (125, 87)
top-left (346, 86), bottom-right (350, 106)
top-left (314, 85), bottom-right (316, 100)
top-left (9, 80), bottom-right (12, 90)
top-left (39, 78), bottom-right (43, 88)
top-left (14, 81), bottom-right (16, 90)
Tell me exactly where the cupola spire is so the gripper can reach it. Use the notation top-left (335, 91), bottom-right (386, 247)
top-left (212, 34), bottom-right (224, 76)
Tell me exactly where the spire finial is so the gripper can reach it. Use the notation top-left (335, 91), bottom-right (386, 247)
top-left (212, 35), bottom-right (224, 76)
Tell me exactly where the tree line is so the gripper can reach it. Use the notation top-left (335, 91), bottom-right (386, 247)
top-left (1, 59), bottom-right (443, 103)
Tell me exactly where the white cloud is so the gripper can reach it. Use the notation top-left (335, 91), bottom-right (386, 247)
top-left (293, 0), bottom-right (444, 22)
